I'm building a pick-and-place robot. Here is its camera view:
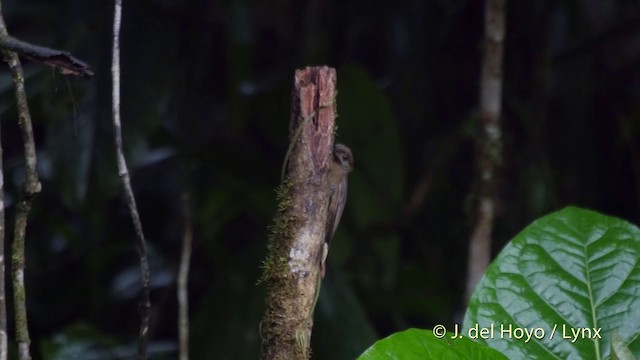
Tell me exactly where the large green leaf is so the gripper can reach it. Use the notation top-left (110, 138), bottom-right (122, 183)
top-left (337, 64), bottom-right (405, 229)
top-left (357, 328), bottom-right (507, 359)
top-left (464, 207), bottom-right (640, 359)
top-left (312, 274), bottom-right (378, 360)
top-left (336, 65), bottom-right (404, 288)
top-left (611, 330), bottom-right (634, 360)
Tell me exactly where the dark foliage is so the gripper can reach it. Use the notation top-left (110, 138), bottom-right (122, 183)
top-left (0, 0), bottom-right (639, 358)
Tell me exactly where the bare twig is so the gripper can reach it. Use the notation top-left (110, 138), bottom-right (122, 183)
top-left (178, 192), bottom-right (192, 360)
top-left (0, 7), bottom-right (42, 360)
top-left (260, 67), bottom-right (337, 360)
top-left (0, 35), bottom-right (93, 77)
top-left (464, 0), bottom-right (506, 304)
top-left (111, 1), bottom-right (150, 358)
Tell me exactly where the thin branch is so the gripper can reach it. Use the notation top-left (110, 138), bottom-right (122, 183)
top-left (260, 67), bottom-right (337, 360)
top-left (0, 7), bottom-right (41, 360)
top-left (0, 35), bottom-right (93, 77)
top-left (178, 192), bottom-right (192, 360)
top-left (464, 0), bottom-right (506, 304)
top-left (111, 1), bottom-right (151, 358)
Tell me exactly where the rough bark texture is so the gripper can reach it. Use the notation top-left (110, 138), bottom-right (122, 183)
top-left (260, 67), bottom-right (336, 360)
top-left (0, 6), bottom-right (42, 360)
top-left (465, 0), bottom-right (506, 304)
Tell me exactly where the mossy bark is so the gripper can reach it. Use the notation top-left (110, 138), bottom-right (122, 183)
top-left (261, 67), bottom-right (337, 360)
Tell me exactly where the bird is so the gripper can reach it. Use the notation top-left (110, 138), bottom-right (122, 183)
top-left (321, 143), bottom-right (353, 277)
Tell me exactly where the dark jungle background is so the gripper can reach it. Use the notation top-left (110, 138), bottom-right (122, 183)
top-left (1, 0), bottom-right (639, 359)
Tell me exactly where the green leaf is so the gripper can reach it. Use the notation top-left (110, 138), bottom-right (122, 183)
top-left (312, 274), bottom-right (378, 360)
top-left (464, 207), bottom-right (640, 359)
top-left (357, 328), bottom-right (507, 359)
top-left (336, 65), bottom-right (404, 288)
top-left (337, 65), bottom-right (405, 229)
top-left (611, 330), bottom-right (634, 360)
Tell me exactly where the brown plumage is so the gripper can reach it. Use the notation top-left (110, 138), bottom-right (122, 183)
top-left (321, 143), bottom-right (353, 277)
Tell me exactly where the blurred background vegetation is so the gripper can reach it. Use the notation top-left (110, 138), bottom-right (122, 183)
top-left (1, 0), bottom-right (639, 359)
